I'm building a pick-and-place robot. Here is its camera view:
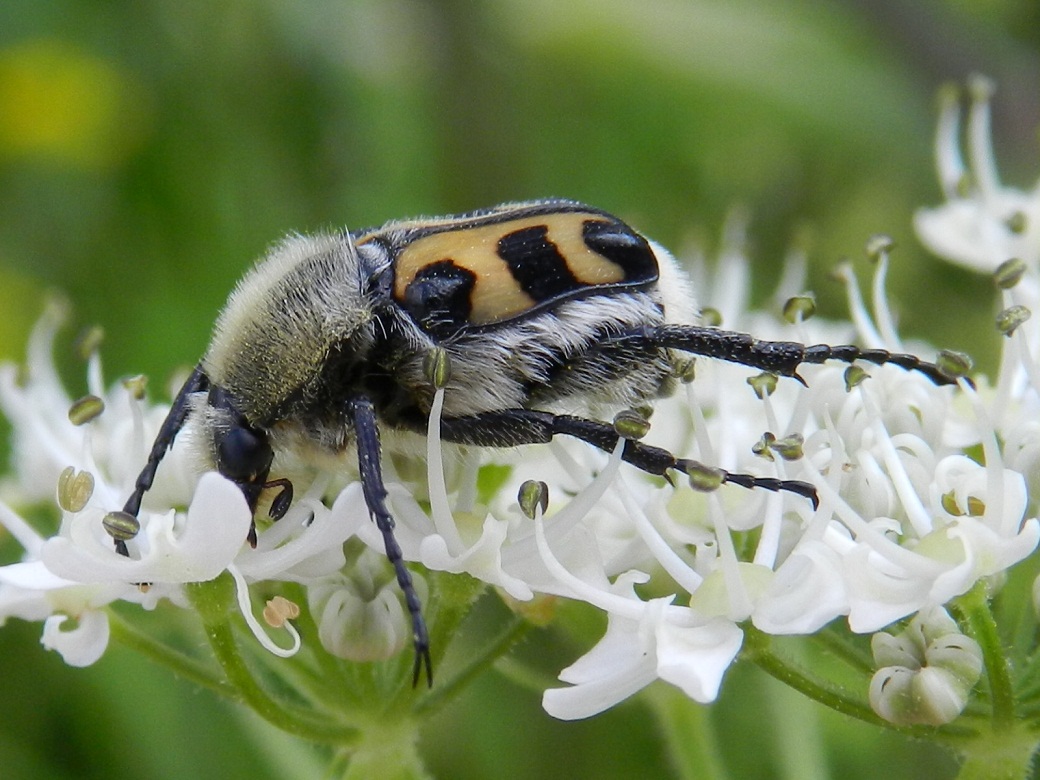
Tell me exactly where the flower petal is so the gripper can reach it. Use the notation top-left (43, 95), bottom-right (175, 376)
top-left (41, 610), bottom-right (109, 667)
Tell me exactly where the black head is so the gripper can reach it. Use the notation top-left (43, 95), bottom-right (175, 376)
top-left (208, 385), bottom-right (274, 513)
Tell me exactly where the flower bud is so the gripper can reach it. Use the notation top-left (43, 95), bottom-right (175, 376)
top-left (869, 607), bottom-right (982, 726)
top-left (308, 548), bottom-right (425, 662)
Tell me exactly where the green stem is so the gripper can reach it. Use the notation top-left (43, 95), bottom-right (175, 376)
top-left (647, 685), bottom-right (728, 780)
top-left (743, 626), bottom-right (974, 739)
top-left (958, 584), bottom-right (1017, 730)
top-left (206, 610), bottom-right (362, 743)
top-left (766, 654), bottom-right (830, 780)
top-left (744, 626), bottom-right (883, 725)
top-left (954, 731), bottom-right (1039, 780)
top-left (810, 627), bottom-right (873, 675)
top-left (187, 578), bottom-right (361, 745)
top-left (339, 722), bottom-right (431, 780)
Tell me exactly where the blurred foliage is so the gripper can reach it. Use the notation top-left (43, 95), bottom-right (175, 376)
top-left (0, 1), bottom-right (1036, 778)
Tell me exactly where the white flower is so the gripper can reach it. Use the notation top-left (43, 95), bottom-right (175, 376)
top-left (914, 76), bottom-right (1040, 275)
top-left (802, 376), bottom-right (1038, 634)
top-left (541, 575), bottom-right (742, 721)
top-left (912, 79), bottom-right (1040, 630)
top-left (0, 308), bottom-right (345, 663)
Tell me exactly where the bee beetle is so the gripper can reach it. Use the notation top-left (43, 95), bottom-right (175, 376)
top-left (114, 199), bottom-right (960, 686)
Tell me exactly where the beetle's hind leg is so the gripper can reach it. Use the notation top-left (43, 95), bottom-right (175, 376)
top-left (603, 325), bottom-right (965, 386)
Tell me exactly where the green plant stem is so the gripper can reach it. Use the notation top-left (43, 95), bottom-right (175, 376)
top-left (958, 583), bottom-right (1017, 730)
top-left (743, 626), bottom-right (975, 740)
top-left (186, 578), bottom-right (361, 744)
top-left (744, 625), bottom-right (885, 726)
top-left (954, 731), bottom-right (1039, 780)
top-left (205, 611), bottom-right (364, 743)
top-left (810, 627), bottom-right (873, 674)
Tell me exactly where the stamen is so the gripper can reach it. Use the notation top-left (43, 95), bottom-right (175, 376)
top-left (67, 395), bottom-right (104, 426)
top-left (863, 395), bottom-right (932, 539)
top-left (834, 263), bottom-right (884, 349)
top-left (782, 295), bottom-right (816, 325)
top-left (934, 82), bottom-right (965, 199)
top-left (715, 208), bottom-right (752, 324)
top-left (85, 352), bottom-right (104, 400)
top-left (73, 325), bottom-right (104, 361)
top-left (26, 298), bottom-right (69, 405)
top-left (613, 474), bottom-right (704, 593)
top-left (262, 596), bottom-right (300, 628)
top-left (683, 383), bottom-right (717, 465)
top-left (531, 494), bottom-right (646, 621)
top-left (1009, 319), bottom-right (1040, 398)
top-left (517, 480), bottom-right (549, 520)
top-left (960, 380), bottom-right (1010, 535)
top-left (994, 258), bottom-right (1027, 290)
top-left (501, 439), bottom-right (625, 566)
top-left (126, 378), bottom-right (148, 476)
top-left (707, 494), bottom-right (753, 620)
top-left (751, 490), bottom-right (785, 570)
top-left (801, 455), bottom-right (944, 576)
top-left (0, 496), bottom-right (45, 555)
top-left (867, 237), bottom-right (903, 351)
top-left (453, 450), bottom-right (482, 515)
top-left (537, 438), bottom-right (625, 547)
top-left (966, 74), bottom-right (999, 204)
top-left (773, 244), bottom-right (809, 312)
top-left (228, 564), bottom-right (300, 658)
top-left (57, 467), bottom-right (94, 512)
top-left (426, 387), bottom-right (463, 552)
top-left (748, 392), bottom-right (795, 568)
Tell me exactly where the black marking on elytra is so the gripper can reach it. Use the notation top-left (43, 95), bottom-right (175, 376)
top-left (497, 225), bottom-right (581, 302)
top-left (582, 219), bottom-right (658, 283)
top-left (401, 258), bottom-right (476, 331)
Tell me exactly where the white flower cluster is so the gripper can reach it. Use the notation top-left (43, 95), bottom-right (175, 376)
top-left (0, 301), bottom-right (374, 665)
top-left (915, 75), bottom-right (1040, 506)
top-left (0, 79), bottom-right (1036, 725)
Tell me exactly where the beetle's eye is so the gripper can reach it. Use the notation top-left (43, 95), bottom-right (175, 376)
top-left (217, 426), bottom-right (273, 480)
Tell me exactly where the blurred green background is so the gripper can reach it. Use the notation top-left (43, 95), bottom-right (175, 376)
top-left (0, 1), bottom-right (1037, 778)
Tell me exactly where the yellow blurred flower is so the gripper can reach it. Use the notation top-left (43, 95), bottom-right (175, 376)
top-left (0, 39), bottom-right (149, 168)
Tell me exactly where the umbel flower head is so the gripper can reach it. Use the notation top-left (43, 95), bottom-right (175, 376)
top-left (0, 81), bottom-right (1038, 737)
top-left (914, 75), bottom-right (1040, 277)
top-left (1, 209), bottom-right (1035, 727)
